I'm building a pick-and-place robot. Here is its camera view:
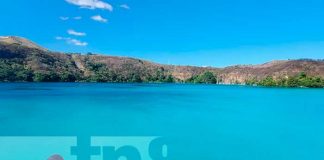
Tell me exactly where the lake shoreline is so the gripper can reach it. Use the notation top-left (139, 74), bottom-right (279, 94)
top-left (1, 81), bottom-right (323, 89)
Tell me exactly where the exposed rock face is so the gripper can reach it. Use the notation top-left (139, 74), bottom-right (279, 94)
top-left (0, 36), bottom-right (323, 83)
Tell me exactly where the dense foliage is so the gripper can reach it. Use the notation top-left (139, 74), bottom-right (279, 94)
top-left (0, 53), bottom-right (213, 84)
top-left (0, 43), bottom-right (179, 83)
top-left (0, 59), bottom-right (177, 83)
top-left (186, 71), bottom-right (218, 84)
top-left (0, 60), bottom-right (80, 82)
top-left (82, 60), bottom-right (175, 83)
top-left (0, 60), bottom-right (33, 82)
top-left (246, 72), bottom-right (324, 88)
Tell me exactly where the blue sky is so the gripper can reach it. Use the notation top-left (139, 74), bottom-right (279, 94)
top-left (0, 0), bottom-right (323, 67)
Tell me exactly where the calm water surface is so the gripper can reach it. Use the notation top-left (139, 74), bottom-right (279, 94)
top-left (0, 83), bottom-right (324, 160)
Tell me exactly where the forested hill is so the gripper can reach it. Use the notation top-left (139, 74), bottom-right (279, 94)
top-left (0, 36), bottom-right (324, 87)
top-left (0, 36), bottom-right (213, 83)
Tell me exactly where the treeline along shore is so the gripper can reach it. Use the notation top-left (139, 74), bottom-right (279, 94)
top-left (0, 36), bottom-right (324, 88)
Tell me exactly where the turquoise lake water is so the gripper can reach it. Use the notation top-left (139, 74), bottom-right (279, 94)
top-left (0, 83), bottom-right (324, 160)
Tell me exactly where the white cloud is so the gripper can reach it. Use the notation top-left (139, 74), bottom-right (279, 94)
top-left (55, 36), bottom-right (64, 40)
top-left (74, 16), bottom-right (82, 20)
top-left (68, 38), bottom-right (88, 46)
top-left (60, 17), bottom-right (69, 21)
top-left (120, 4), bottom-right (130, 10)
top-left (59, 16), bottom-right (82, 21)
top-left (91, 15), bottom-right (108, 23)
top-left (66, 0), bottom-right (113, 11)
top-left (67, 29), bottom-right (86, 36)
top-left (56, 37), bottom-right (88, 46)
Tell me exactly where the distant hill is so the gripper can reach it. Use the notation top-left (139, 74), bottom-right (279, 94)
top-left (0, 36), bottom-right (211, 83)
top-left (219, 59), bottom-right (324, 84)
top-left (0, 36), bottom-right (47, 51)
top-left (0, 36), bottom-right (323, 87)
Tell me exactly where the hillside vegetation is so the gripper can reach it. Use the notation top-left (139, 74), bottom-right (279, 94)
top-left (0, 36), bottom-right (324, 87)
top-left (0, 38), bottom-right (213, 83)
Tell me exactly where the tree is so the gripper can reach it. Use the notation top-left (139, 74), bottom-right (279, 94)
top-left (250, 72), bottom-right (324, 88)
top-left (187, 71), bottom-right (217, 84)
top-left (131, 74), bottom-right (142, 83)
top-left (60, 71), bottom-right (77, 82)
top-left (258, 77), bottom-right (277, 86)
top-left (164, 75), bottom-right (175, 83)
top-left (33, 71), bottom-right (60, 82)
